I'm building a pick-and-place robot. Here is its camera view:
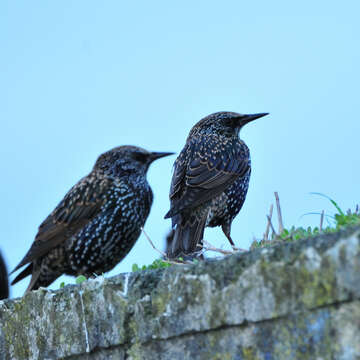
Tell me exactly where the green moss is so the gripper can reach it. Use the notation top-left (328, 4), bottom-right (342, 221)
top-left (127, 317), bottom-right (140, 345)
top-left (259, 259), bottom-right (292, 316)
top-left (339, 243), bottom-right (347, 266)
top-left (259, 247), bottom-right (338, 314)
top-left (271, 309), bottom-right (335, 360)
top-left (151, 289), bottom-right (171, 316)
top-left (2, 299), bottom-right (32, 358)
top-left (208, 293), bottom-right (226, 328)
top-left (242, 347), bottom-right (259, 360)
top-left (204, 332), bottom-right (234, 360)
top-left (127, 342), bottom-right (143, 360)
top-left (210, 353), bottom-right (232, 360)
top-left (297, 257), bottom-right (336, 308)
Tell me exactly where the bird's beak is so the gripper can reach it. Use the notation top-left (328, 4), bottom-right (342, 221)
top-left (241, 112), bottom-right (269, 125)
top-left (149, 152), bottom-right (175, 162)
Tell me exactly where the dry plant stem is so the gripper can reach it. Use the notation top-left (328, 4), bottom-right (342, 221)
top-left (231, 245), bottom-right (247, 252)
top-left (274, 192), bottom-right (284, 234)
top-left (141, 227), bottom-right (167, 257)
top-left (163, 259), bottom-right (191, 265)
top-left (264, 203), bottom-right (274, 241)
top-left (141, 227), bottom-right (191, 265)
top-left (203, 240), bottom-right (235, 255)
top-left (319, 210), bottom-right (324, 232)
top-left (266, 215), bottom-right (277, 237)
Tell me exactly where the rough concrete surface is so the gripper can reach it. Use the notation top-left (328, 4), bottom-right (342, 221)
top-left (1, 226), bottom-right (360, 359)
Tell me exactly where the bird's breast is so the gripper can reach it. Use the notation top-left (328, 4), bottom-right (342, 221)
top-left (206, 192), bottom-right (228, 226)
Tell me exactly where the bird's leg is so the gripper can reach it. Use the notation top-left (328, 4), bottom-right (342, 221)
top-left (195, 239), bottom-right (205, 260)
top-left (221, 222), bottom-right (235, 246)
top-left (221, 223), bottom-right (247, 252)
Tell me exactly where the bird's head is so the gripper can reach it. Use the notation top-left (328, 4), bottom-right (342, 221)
top-left (94, 146), bottom-right (174, 176)
top-left (190, 111), bottom-right (269, 138)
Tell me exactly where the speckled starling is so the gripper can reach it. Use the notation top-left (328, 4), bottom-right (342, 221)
top-left (11, 146), bottom-right (173, 292)
top-left (0, 250), bottom-right (9, 300)
top-left (165, 111), bottom-right (268, 258)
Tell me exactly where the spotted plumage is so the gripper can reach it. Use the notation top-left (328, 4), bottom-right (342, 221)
top-left (165, 111), bottom-right (268, 258)
top-left (11, 146), bottom-right (173, 292)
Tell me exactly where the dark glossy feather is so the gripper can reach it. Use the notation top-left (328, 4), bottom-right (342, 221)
top-left (166, 142), bottom-right (250, 218)
top-left (170, 214), bottom-right (207, 256)
top-left (12, 146), bottom-right (173, 293)
top-left (11, 176), bottom-right (108, 274)
top-left (0, 251), bottom-right (9, 300)
top-left (165, 111), bottom-right (267, 258)
top-left (11, 263), bottom-right (32, 286)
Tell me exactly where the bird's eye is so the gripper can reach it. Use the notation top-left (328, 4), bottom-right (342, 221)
top-left (133, 152), bottom-right (148, 163)
top-left (223, 118), bottom-right (234, 127)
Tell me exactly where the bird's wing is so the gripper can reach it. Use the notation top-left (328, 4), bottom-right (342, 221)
top-left (12, 174), bottom-right (109, 273)
top-left (166, 141), bottom-right (250, 218)
top-left (168, 150), bottom-right (187, 202)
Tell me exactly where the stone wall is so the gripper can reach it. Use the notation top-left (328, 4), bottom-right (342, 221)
top-left (1, 226), bottom-right (360, 359)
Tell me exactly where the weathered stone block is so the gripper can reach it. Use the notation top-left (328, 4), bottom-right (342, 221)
top-left (1, 226), bottom-right (360, 359)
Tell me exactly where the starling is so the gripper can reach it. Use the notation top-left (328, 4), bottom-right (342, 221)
top-left (0, 250), bottom-right (9, 300)
top-left (165, 111), bottom-right (268, 258)
top-left (11, 146), bottom-right (173, 292)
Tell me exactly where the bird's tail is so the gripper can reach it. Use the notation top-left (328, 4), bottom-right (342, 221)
top-left (0, 250), bottom-right (9, 300)
top-left (11, 262), bottom-right (43, 293)
top-left (167, 213), bottom-right (207, 259)
top-left (11, 263), bottom-right (33, 286)
top-left (11, 261), bottom-right (61, 293)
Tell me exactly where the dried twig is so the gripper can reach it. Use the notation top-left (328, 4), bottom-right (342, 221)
top-left (141, 227), bottom-right (192, 265)
top-left (203, 240), bottom-right (236, 255)
top-left (231, 245), bottom-right (247, 252)
top-left (274, 192), bottom-right (284, 234)
top-left (319, 210), bottom-right (324, 232)
top-left (141, 227), bottom-right (167, 257)
top-left (267, 215), bottom-right (277, 236)
top-left (263, 204), bottom-right (274, 241)
top-left (163, 258), bottom-right (192, 265)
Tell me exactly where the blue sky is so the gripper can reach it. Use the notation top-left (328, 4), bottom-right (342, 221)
top-left (1, 1), bottom-right (359, 298)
